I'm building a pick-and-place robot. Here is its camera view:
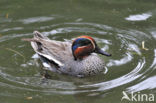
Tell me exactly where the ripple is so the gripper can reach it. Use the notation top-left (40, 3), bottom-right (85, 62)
top-left (0, 21), bottom-right (155, 96)
top-left (127, 76), bottom-right (156, 92)
top-left (125, 12), bottom-right (152, 21)
top-left (150, 49), bottom-right (156, 69)
top-left (0, 27), bottom-right (23, 32)
top-left (19, 16), bottom-right (55, 24)
top-left (80, 58), bottom-right (145, 91)
top-left (107, 52), bottom-right (133, 67)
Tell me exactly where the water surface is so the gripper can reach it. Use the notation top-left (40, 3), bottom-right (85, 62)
top-left (0, 0), bottom-right (156, 103)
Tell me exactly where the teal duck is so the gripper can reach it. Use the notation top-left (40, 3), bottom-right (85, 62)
top-left (24, 31), bottom-right (111, 77)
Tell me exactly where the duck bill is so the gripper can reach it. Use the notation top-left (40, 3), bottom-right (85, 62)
top-left (95, 48), bottom-right (112, 57)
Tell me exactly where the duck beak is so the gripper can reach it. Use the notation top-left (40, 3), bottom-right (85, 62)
top-left (95, 47), bottom-right (112, 57)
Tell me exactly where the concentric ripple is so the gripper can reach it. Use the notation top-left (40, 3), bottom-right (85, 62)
top-left (0, 20), bottom-right (156, 97)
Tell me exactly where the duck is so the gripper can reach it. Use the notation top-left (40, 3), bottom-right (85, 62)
top-left (23, 31), bottom-right (111, 77)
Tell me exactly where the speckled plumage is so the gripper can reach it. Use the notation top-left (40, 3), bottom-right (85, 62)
top-left (60, 53), bottom-right (105, 77)
top-left (25, 31), bottom-right (110, 77)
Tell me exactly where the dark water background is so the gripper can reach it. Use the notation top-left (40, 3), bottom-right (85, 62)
top-left (0, 0), bottom-right (156, 103)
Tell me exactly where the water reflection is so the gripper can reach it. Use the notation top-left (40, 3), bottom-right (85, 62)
top-left (107, 52), bottom-right (133, 67)
top-left (127, 76), bottom-right (156, 92)
top-left (0, 16), bottom-right (156, 103)
top-left (1, 27), bottom-right (23, 32)
top-left (0, 0), bottom-right (156, 102)
top-left (80, 58), bottom-right (145, 91)
top-left (125, 12), bottom-right (152, 21)
top-left (1, 21), bottom-right (155, 95)
top-left (19, 16), bottom-right (54, 24)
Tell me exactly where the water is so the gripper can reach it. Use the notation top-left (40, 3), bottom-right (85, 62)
top-left (0, 0), bottom-right (156, 103)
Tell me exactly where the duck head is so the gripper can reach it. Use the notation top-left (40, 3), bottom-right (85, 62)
top-left (72, 36), bottom-right (111, 60)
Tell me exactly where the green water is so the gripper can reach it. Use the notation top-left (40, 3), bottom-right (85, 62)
top-left (0, 0), bottom-right (156, 103)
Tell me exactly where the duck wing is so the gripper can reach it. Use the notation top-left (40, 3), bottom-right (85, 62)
top-left (26, 31), bottom-right (73, 68)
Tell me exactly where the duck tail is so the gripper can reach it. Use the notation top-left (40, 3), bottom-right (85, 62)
top-left (33, 31), bottom-right (49, 40)
top-left (22, 31), bottom-right (49, 42)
